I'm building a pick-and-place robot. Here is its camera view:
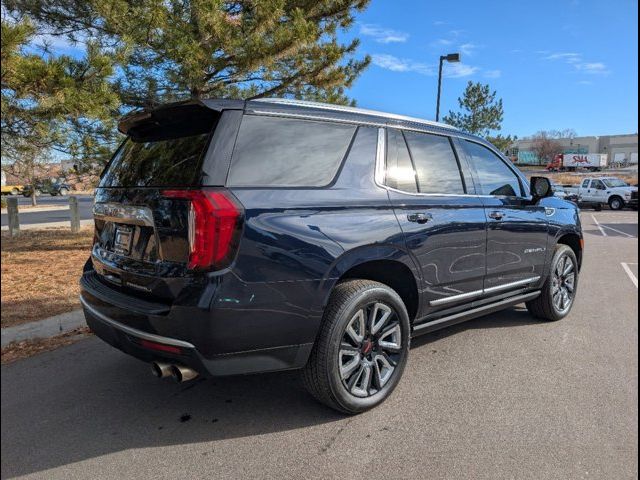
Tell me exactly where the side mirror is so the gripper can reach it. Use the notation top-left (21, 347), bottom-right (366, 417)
top-left (530, 176), bottom-right (553, 200)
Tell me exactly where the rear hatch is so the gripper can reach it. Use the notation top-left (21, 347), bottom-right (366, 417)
top-left (88, 102), bottom-right (243, 305)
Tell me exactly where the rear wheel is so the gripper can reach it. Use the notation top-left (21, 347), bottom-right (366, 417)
top-left (526, 244), bottom-right (578, 321)
top-left (10, 188), bottom-right (18, 196)
top-left (302, 280), bottom-right (410, 414)
top-left (608, 196), bottom-right (624, 210)
top-left (58, 188), bottom-right (69, 196)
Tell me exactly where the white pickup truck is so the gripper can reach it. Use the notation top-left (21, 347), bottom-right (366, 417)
top-left (565, 177), bottom-right (638, 210)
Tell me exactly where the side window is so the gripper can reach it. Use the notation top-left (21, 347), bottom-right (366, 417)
top-left (591, 179), bottom-right (605, 190)
top-left (385, 129), bottom-right (417, 193)
top-left (582, 179), bottom-right (590, 188)
top-left (228, 116), bottom-right (356, 187)
top-left (403, 131), bottom-right (465, 194)
top-left (463, 140), bottom-right (522, 197)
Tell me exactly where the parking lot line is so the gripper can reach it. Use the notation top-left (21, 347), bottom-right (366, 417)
top-left (621, 263), bottom-right (638, 288)
top-left (600, 224), bottom-right (637, 238)
top-left (591, 214), bottom-right (607, 236)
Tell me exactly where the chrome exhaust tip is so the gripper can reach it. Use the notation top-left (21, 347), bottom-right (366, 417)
top-left (170, 364), bottom-right (199, 383)
top-left (151, 361), bottom-right (172, 378)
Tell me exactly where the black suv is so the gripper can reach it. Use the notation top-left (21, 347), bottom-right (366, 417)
top-left (81, 99), bottom-right (583, 413)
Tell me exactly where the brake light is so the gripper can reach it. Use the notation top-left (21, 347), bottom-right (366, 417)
top-left (162, 189), bottom-right (242, 270)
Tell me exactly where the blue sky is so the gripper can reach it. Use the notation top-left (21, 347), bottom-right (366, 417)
top-left (342, 0), bottom-right (638, 137)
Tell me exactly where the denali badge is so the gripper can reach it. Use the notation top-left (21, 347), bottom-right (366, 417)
top-left (524, 247), bottom-right (546, 254)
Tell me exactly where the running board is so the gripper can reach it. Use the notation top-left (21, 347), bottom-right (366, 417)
top-left (411, 291), bottom-right (541, 337)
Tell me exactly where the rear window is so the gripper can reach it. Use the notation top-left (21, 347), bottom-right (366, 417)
top-left (99, 134), bottom-right (211, 188)
top-left (227, 115), bottom-right (356, 187)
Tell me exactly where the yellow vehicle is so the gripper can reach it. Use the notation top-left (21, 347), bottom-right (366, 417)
top-left (1, 185), bottom-right (25, 196)
top-left (1, 171), bottom-right (24, 195)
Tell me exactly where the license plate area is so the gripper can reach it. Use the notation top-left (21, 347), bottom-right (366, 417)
top-left (113, 225), bottom-right (134, 255)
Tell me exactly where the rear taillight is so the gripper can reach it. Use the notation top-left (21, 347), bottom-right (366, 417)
top-left (162, 189), bottom-right (243, 270)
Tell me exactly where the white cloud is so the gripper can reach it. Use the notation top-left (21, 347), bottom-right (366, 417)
top-left (444, 63), bottom-right (479, 78)
top-left (484, 69), bottom-right (502, 79)
top-left (371, 54), bottom-right (435, 75)
top-left (433, 20), bottom-right (447, 26)
top-left (359, 24), bottom-right (409, 44)
top-left (432, 38), bottom-right (454, 47)
top-left (372, 54), bottom-right (484, 79)
top-left (577, 62), bottom-right (609, 74)
top-left (460, 43), bottom-right (479, 56)
top-left (578, 80), bottom-right (593, 85)
top-left (544, 52), bottom-right (610, 75)
top-left (545, 52), bottom-right (581, 61)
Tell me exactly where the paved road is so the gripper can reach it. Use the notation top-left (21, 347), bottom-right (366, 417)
top-left (1, 211), bottom-right (637, 479)
top-left (1, 195), bottom-right (94, 226)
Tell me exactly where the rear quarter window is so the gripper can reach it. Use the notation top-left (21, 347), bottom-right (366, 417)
top-left (227, 116), bottom-right (356, 187)
top-left (100, 134), bottom-right (210, 188)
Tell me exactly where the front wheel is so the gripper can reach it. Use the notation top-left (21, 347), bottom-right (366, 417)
top-left (302, 280), bottom-right (410, 414)
top-left (527, 244), bottom-right (578, 321)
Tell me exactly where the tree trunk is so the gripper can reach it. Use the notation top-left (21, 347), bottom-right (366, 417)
top-left (31, 192), bottom-right (37, 206)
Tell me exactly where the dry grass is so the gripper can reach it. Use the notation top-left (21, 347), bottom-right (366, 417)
top-left (1, 327), bottom-right (91, 364)
top-left (1, 227), bottom-right (93, 327)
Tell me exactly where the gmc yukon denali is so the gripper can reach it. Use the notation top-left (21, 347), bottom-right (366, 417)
top-left (80, 99), bottom-right (583, 413)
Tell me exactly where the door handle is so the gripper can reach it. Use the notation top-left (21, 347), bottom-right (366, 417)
top-left (488, 211), bottom-right (504, 221)
top-left (407, 213), bottom-right (432, 224)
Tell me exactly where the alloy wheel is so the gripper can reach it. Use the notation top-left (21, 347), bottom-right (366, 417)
top-left (551, 254), bottom-right (576, 314)
top-left (338, 302), bottom-right (402, 398)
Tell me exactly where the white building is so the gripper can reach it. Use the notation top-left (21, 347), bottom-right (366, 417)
top-left (509, 133), bottom-right (638, 166)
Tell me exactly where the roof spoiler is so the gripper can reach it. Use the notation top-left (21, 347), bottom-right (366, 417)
top-left (118, 98), bottom-right (245, 135)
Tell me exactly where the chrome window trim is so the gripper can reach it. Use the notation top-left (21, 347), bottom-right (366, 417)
top-left (375, 127), bottom-right (386, 186)
top-left (429, 276), bottom-right (541, 306)
top-left (374, 127), bottom-right (480, 198)
top-left (80, 296), bottom-right (196, 349)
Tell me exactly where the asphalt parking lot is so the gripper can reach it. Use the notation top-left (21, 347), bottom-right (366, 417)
top-left (1, 210), bottom-right (637, 480)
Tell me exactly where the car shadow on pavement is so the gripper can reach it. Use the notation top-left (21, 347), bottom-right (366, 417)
top-left (410, 307), bottom-right (540, 349)
top-left (2, 307), bottom-right (537, 478)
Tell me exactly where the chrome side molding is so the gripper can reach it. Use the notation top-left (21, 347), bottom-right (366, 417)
top-left (430, 276), bottom-right (541, 307)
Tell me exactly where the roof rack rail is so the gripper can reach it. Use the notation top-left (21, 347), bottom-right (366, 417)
top-left (252, 98), bottom-right (458, 131)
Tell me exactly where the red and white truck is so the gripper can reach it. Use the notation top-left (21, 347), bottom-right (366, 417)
top-left (546, 153), bottom-right (608, 172)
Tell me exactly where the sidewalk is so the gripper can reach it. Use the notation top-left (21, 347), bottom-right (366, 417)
top-left (1, 310), bottom-right (86, 348)
top-left (1, 219), bottom-right (93, 231)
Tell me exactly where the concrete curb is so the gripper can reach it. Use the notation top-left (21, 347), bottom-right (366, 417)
top-left (1, 219), bottom-right (93, 231)
top-left (1, 309), bottom-right (86, 348)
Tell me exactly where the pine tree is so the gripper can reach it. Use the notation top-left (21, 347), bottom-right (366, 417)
top-left (5, 0), bottom-right (372, 108)
top-left (1, 18), bottom-right (120, 202)
top-left (443, 81), bottom-right (504, 137)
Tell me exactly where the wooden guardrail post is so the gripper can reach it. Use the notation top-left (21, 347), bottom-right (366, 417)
top-left (69, 196), bottom-right (80, 233)
top-left (6, 197), bottom-right (20, 237)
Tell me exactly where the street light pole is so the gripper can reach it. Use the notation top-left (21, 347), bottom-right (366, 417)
top-left (435, 53), bottom-right (461, 122)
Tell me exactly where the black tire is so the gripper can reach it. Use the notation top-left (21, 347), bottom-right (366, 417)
top-left (608, 196), bottom-right (624, 210)
top-left (58, 188), bottom-right (69, 196)
top-left (526, 244), bottom-right (578, 321)
top-left (302, 279), bottom-right (410, 414)
top-left (10, 188), bottom-right (18, 196)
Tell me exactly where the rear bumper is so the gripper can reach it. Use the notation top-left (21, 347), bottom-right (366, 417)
top-left (82, 295), bottom-right (313, 377)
